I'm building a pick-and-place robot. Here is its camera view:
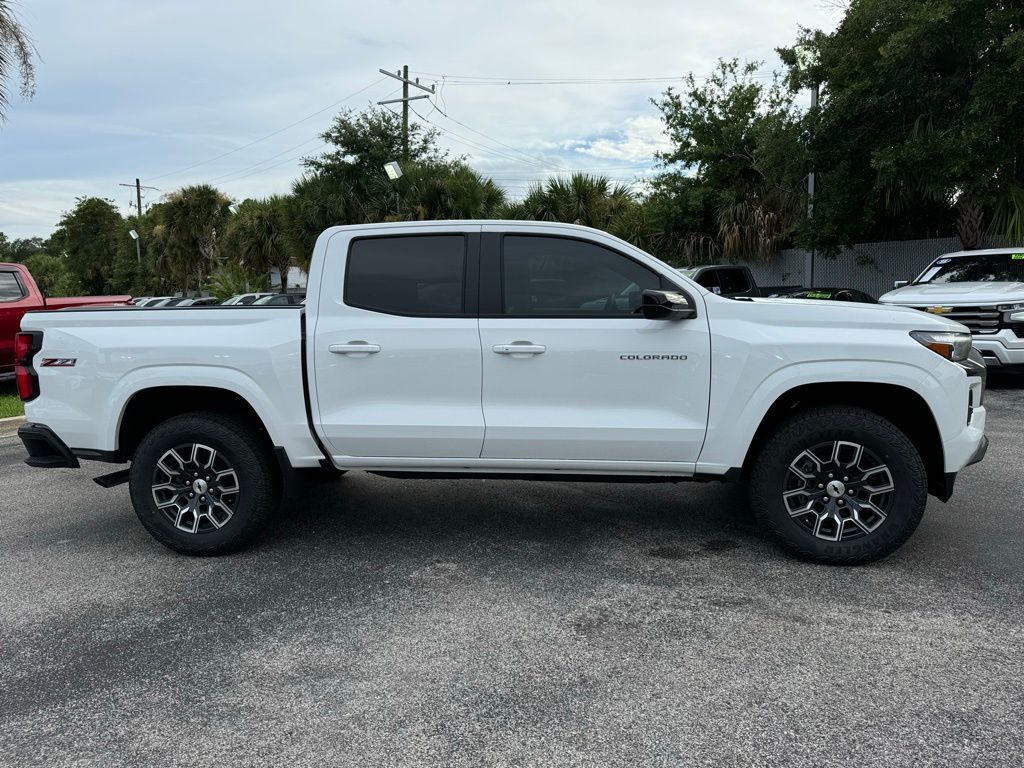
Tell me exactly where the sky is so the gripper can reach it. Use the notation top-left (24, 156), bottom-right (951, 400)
top-left (0, 0), bottom-right (842, 239)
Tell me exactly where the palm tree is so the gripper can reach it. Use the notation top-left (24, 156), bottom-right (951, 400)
top-left (0, 1), bottom-right (37, 121)
top-left (159, 185), bottom-right (233, 293)
top-left (515, 173), bottom-right (635, 230)
top-left (223, 196), bottom-right (294, 292)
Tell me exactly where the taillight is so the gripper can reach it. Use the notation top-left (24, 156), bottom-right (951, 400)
top-left (15, 331), bottom-right (43, 402)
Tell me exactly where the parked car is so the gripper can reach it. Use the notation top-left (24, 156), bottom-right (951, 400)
top-left (178, 297), bottom-right (222, 307)
top-left (769, 287), bottom-right (878, 304)
top-left (136, 297), bottom-right (174, 307)
top-left (16, 221), bottom-right (987, 565)
top-left (0, 262), bottom-right (132, 380)
top-left (676, 264), bottom-right (759, 298)
top-left (253, 293), bottom-right (306, 306)
top-left (222, 292), bottom-right (276, 306)
top-left (880, 248), bottom-right (1024, 369)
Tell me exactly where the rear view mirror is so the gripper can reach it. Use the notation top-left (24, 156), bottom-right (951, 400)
top-left (637, 289), bottom-right (696, 320)
top-left (894, 280), bottom-right (910, 289)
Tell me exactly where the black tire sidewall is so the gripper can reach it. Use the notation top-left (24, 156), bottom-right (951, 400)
top-left (750, 408), bottom-right (928, 565)
top-left (128, 413), bottom-right (275, 555)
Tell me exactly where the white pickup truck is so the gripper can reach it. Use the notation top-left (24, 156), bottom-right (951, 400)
top-left (15, 221), bottom-right (988, 564)
top-left (880, 247), bottom-right (1024, 370)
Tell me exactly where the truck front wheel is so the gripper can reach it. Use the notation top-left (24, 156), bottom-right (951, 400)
top-left (748, 406), bottom-right (928, 565)
top-left (128, 412), bottom-right (279, 555)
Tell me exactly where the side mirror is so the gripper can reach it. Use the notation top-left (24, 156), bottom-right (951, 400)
top-left (637, 289), bottom-right (696, 320)
top-left (893, 280), bottom-right (910, 289)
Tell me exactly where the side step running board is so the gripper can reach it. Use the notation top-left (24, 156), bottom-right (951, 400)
top-left (93, 469), bottom-right (131, 488)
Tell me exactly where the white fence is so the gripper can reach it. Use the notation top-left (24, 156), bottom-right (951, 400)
top-left (746, 237), bottom-right (1013, 298)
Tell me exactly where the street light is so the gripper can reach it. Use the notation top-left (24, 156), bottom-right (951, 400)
top-left (129, 229), bottom-right (141, 263)
top-left (383, 161), bottom-right (403, 216)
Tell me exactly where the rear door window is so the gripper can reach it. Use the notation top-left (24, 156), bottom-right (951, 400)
top-left (346, 235), bottom-right (467, 316)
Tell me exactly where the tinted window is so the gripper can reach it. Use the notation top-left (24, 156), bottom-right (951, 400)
top-left (502, 236), bottom-right (661, 316)
top-left (0, 272), bottom-right (25, 302)
top-left (694, 270), bottom-right (720, 292)
top-left (346, 235), bottom-right (466, 316)
top-left (718, 268), bottom-right (751, 295)
top-left (917, 253), bottom-right (1024, 284)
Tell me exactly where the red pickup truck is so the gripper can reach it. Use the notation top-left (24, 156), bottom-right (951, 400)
top-left (1, 262), bottom-right (132, 379)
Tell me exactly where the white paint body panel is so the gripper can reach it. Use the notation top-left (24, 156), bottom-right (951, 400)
top-left (23, 220), bottom-right (986, 481)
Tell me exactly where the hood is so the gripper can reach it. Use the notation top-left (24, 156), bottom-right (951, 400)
top-left (879, 281), bottom-right (1024, 305)
top-left (744, 296), bottom-right (969, 333)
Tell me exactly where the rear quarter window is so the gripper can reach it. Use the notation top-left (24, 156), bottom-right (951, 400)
top-left (0, 272), bottom-right (26, 302)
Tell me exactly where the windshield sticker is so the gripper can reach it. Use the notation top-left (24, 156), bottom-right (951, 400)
top-left (935, 258), bottom-right (951, 264)
top-left (1012, 254), bottom-right (1024, 260)
top-left (806, 291), bottom-right (832, 299)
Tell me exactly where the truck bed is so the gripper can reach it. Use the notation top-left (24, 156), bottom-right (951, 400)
top-left (19, 306), bottom-right (324, 467)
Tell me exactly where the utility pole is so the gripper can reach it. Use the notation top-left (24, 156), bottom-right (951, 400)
top-left (378, 66), bottom-right (435, 160)
top-left (118, 178), bottom-right (159, 219)
top-left (806, 81), bottom-right (820, 289)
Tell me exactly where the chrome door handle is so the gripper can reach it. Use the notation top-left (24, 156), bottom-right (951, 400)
top-left (492, 342), bottom-right (546, 355)
top-left (329, 342), bottom-right (381, 356)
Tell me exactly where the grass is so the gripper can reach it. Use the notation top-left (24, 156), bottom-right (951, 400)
top-left (0, 382), bottom-right (24, 419)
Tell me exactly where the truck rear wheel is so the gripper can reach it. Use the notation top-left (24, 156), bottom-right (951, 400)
top-left (128, 412), bottom-right (279, 555)
top-left (748, 406), bottom-right (928, 565)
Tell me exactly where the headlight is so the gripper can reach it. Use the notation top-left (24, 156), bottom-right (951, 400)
top-left (910, 330), bottom-right (972, 362)
top-left (997, 302), bottom-right (1024, 311)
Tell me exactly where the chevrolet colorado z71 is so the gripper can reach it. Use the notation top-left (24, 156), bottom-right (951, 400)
top-left (16, 222), bottom-right (988, 564)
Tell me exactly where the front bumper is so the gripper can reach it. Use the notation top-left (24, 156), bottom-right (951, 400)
top-left (972, 332), bottom-right (1024, 368)
top-left (18, 423), bottom-right (80, 469)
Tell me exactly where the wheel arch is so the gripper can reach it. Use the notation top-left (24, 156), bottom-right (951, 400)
top-left (740, 382), bottom-right (947, 500)
top-left (116, 385), bottom-right (275, 463)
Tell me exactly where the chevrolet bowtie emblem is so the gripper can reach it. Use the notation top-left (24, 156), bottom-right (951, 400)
top-left (925, 306), bottom-right (952, 314)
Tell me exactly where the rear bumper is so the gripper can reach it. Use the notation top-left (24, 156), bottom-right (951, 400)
top-left (18, 423), bottom-right (80, 469)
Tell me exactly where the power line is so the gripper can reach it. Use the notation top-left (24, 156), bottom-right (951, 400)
top-left (412, 71), bottom-right (777, 85)
top-left (409, 104), bottom-right (552, 170)
top-left (216, 145), bottom-right (329, 187)
top-left (144, 76), bottom-right (388, 183)
top-left (205, 136), bottom-right (324, 185)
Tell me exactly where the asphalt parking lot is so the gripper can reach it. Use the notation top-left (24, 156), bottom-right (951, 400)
top-left (1, 386), bottom-right (1022, 768)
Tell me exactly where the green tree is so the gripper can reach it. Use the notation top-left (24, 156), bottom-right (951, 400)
top-left (0, 0), bottom-right (37, 121)
top-left (206, 262), bottom-right (269, 301)
top-left (304, 107), bottom-right (446, 177)
top-left (222, 196), bottom-right (293, 291)
top-left (22, 252), bottom-right (76, 296)
top-left (510, 173), bottom-right (636, 230)
top-left (159, 185), bottom-right (233, 293)
top-left (49, 197), bottom-right (126, 294)
top-left (652, 59), bottom-right (805, 261)
top-left (781, 0), bottom-right (1024, 250)
top-left (0, 234), bottom-right (47, 263)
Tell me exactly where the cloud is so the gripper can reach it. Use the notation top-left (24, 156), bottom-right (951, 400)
top-left (2, 0), bottom-right (842, 234)
top-left (572, 116), bottom-right (672, 162)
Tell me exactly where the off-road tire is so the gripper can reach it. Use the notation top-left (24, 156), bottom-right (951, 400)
top-left (128, 412), bottom-right (279, 555)
top-left (748, 406), bottom-right (928, 565)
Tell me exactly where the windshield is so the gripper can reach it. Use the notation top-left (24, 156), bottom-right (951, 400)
top-left (916, 252), bottom-right (1024, 284)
